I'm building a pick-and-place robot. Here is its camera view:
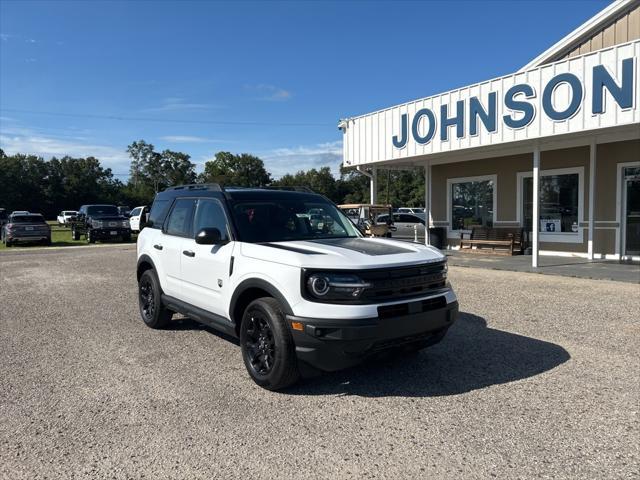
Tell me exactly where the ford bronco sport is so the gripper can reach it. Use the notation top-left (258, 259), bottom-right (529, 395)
top-left (136, 184), bottom-right (458, 390)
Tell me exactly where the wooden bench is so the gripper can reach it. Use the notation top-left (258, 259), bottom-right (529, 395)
top-left (459, 227), bottom-right (525, 255)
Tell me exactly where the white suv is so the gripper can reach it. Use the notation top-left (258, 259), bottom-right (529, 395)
top-left (136, 184), bottom-right (458, 390)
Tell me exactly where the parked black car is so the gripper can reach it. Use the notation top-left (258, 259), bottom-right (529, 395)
top-left (71, 204), bottom-right (131, 243)
top-left (1, 213), bottom-right (51, 246)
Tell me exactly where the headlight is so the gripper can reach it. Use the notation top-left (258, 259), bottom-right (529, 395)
top-left (305, 272), bottom-right (372, 302)
top-left (92, 220), bottom-right (103, 228)
top-left (121, 220), bottom-right (130, 228)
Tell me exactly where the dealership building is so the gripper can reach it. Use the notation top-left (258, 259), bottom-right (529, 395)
top-left (339, 0), bottom-right (640, 265)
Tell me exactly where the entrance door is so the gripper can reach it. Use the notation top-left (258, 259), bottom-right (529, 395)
top-left (623, 167), bottom-right (640, 256)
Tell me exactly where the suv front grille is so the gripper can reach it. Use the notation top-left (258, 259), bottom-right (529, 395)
top-left (359, 261), bottom-right (447, 303)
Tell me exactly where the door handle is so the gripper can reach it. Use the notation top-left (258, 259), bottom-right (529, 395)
top-left (153, 244), bottom-right (163, 250)
top-left (182, 250), bottom-right (195, 257)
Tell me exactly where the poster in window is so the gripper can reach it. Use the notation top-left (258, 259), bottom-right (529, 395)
top-left (541, 219), bottom-right (561, 232)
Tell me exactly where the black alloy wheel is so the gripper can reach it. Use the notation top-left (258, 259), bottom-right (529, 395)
top-left (240, 297), bottom-right (299, 390)
top-left (139, 275), bottom-right (155, 322)
top-left (137, 269), bottom-right (172, 329)
top-left (244, 313), bottom-right (276, 376)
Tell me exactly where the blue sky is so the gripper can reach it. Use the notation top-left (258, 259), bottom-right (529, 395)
top-left (0, 0), bottom-right (610, 179)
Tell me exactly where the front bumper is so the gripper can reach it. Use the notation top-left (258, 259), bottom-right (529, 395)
top-left (90, 228), bottom-right (130, 239)
top-left (287, 295), bottom-right (459, 372)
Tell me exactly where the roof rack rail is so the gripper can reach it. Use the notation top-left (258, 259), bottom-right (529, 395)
top-left (165, 183), bottom-right (223, 192)
top-left (261, 186), bottom-right (314, 193)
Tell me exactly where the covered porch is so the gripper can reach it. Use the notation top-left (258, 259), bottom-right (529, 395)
top-left (359, 124), bottom-right (640, 267)
top-left (445, 249), bottom-right (639, 284)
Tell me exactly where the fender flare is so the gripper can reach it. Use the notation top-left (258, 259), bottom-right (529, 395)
top-left (136, 254), bottom-right (157, 281)
top-left (230, 278), bottom-right (294, 320)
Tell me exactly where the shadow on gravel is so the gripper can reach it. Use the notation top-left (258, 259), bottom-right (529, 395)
top-left (287, 312), bottom-right (570, 397)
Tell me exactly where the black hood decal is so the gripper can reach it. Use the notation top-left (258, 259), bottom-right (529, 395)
top-left (309, 238), bottom-right (412, 255)
top-left (261, 243), bottom-right (326, 255)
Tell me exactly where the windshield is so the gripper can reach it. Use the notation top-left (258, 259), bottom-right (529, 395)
top-left (12, 215), bottom-right (45, 224)
top-left (87, 205), bottom-right (118, 216)
top-left (231, 199), bottom-right (361, 243)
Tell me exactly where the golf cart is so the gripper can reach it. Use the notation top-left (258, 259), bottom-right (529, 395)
top-left (338, 204), bottom-right (395, 237)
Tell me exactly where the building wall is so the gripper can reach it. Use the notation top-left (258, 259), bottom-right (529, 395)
top-left (547, 1), bottom-right (640, 62)
top-left (430, 140), bottom-right (639, 255)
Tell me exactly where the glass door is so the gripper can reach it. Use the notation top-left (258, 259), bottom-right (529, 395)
top-left (623, 167), bottom-right (640, 256)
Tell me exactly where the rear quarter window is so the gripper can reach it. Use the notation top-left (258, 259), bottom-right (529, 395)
top-left (147, 199), bottom-right (171, 229)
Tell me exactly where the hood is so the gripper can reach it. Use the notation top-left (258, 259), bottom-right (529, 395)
top-left (240, 237), bottom-right (445, 269)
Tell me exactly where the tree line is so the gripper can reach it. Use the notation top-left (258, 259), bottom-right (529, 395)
top-left (0, 140), bottom-right (425, 219)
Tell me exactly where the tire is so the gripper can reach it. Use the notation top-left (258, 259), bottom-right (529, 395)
top-left (86, 229), bottom-right (95, 244)
top-left (123, 234), bottom-right (132, 243)
top-left (240, 297), bottom-right (300, 390)
top-left (138, 269), bottom-right (173, 329)
top-left (72, 228), bottom-right (80, 241)
top-left (43, 238), bottom-right (52, 246)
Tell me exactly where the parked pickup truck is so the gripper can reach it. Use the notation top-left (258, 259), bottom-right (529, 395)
top-left (57, 210), bottom-right (78, 226)
top-left (71, 204), bottom-right (131, 243)
top-left (136, 184), bottom-right (458, 390)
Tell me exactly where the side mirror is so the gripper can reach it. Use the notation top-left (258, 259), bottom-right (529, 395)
top-left (195, 227), bottom-right (225, 245)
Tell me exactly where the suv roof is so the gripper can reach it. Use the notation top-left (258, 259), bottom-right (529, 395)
top-left (154, 184), bottom-right (319, 202)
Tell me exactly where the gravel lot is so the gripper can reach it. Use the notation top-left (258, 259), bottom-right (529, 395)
top-left (0, 246), bottom-right (638, 479)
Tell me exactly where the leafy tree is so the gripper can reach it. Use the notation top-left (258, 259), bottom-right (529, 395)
top-left (127, 140), bottom-right (155, 188)
top-left (0, 153), bottom-right (122, 218)
top-left (125, 140), bottom-right (196, 199)
top-left (199, 152), bottom-right (271, 187)
top-left (273, 167), bottom-right (338, 201)
top-left (162, 149), bottom-right (196, 186)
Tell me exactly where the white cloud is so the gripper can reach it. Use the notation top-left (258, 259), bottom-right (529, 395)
top-left (261, 140), bottom-right (343, 177)
top-left (0, 33), bottom-right (11, 42)
top-left (143, 97), bottom-right (219, 113)
top-left (246, 84), bottom-right (293, 101)
top-left (0, 130), bottom-right (130, 174)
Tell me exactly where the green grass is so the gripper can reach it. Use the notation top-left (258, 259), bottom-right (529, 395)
top-left (0, 221), bottom-right (135, 250)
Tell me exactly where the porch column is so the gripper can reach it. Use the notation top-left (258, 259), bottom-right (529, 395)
top-left (532, 148), bottom-right (540, 268)
top-left (588, 138), bottom-right (596, 260)
top-left (424, 162), bottom-right (431, 246)
top-left (370, 167), bottom-right (378, 204)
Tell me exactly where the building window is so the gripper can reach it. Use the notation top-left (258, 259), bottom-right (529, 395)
top-left (523, 173), bottom-right (579, 234)
top-left (450, 178), bottom-right (494, 231)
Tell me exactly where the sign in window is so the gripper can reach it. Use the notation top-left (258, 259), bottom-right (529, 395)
top-left (523, 173), bottom-right (579, 234)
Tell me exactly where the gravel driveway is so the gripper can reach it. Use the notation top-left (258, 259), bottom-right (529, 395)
top-left (0, 246), bottom-right (638, 479)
